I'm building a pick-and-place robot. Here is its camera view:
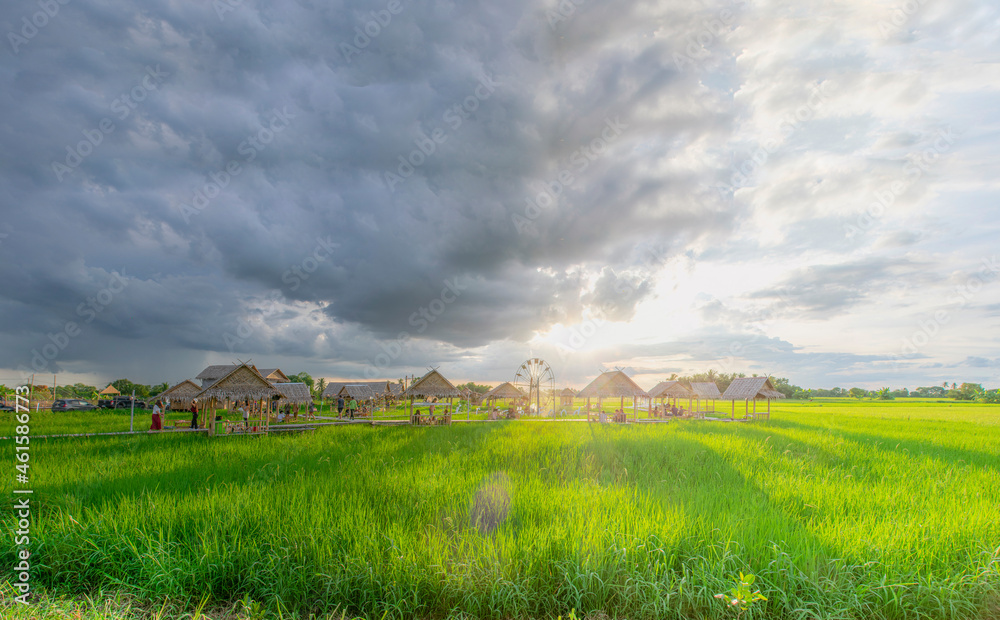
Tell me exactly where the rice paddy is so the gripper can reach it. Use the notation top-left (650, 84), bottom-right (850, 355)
top-left (2, 400), bottom-right (998, 619)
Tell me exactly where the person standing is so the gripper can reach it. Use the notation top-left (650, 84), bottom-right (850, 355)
top-left (189, 399), bottom-right (199, 430)
top-left (337, 396), bottom-right (345, 417)
top-left (348, 397), bottom-right (358, 420)
top-left (150, 400), bottom-right (163, 431)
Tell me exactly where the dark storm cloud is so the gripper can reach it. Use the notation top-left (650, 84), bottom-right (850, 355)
top-left (0, 0), bottom-right (743, 381)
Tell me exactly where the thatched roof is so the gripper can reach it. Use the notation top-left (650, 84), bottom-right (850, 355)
top-left (721, 376), bottom-right (784, 400)
top-left (691, 382), bottom-right (722, 399)
top-left (274, 382), bottom-right (312, 404)
top-left (195, 364), bottom-right (280, 401)
top-left (321, 382), bottom-right (345, 398)
top-left (99, 384), bottom-right (120, 395)
top-left (648, 380), bottom-right (692, 399)
top-left (484, 382), bottom-right (524, 401)
top-left (323, 380), bottom-right (401, 398)
top-left (402, 369), bottom-right (461, 398)
top-left (339, 384), bottom-right (377, 400)
top-left (196, 364), bottom-right (236, 381)
top-left (196, 364), bottom-right (288, 385)
top-left (577, 371), bottom-right (649, 398)
top-left (259, 368), bottom-right (290, 383)
top-left (159, 380), bottom-right (200, 401)
top-left (559, 387), bottom-right (576, 396)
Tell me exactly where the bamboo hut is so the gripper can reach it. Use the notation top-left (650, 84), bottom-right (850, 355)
top-left (273, 382), bottom-right (312, 416)
top-left (484, 382), bottom-right (523, 402)
top-left (401, 369), bottom-right (461, 424)
top-left (690, 382), bottom-right (722, 414)
top-left (338, 384), bottom-right (378, 416)
top-left (721, 376), bottom-right (784, 421)
top-left (559, 387), bottom-right (576, 407)
top-left (648, 380), bottom-right (695, 416)
top-left (194, 363), bottom-right (279, 434)
top-left (196, 364), bottom-right (289, 388)
top-left (577, 370), bottom-right (649, 423)
top-left (158, 380), bottom-right (201, 411)
top-left (484, 382), bottom-right (524, 417)
top-left (99, 384), bottom-right (120, 396)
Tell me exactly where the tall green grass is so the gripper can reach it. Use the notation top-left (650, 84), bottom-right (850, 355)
top-left (1, 401), bottom-right (998, 619)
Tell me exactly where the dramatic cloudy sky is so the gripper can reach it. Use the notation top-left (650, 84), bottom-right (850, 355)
top-left (2, 0), bottom-right (999, 390)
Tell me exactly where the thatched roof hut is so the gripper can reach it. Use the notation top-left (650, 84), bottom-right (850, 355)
top-left (721, 376), bottom-right (783, 421)
top-left (321, 382), bottom-right (345, 399)
top-left (691, 382), bottom-right (722, 399)
top-left (158, 380), bottom-right (201, 411)
top-left (577, 371), bottom-right (649, 399)
top-left (274, 382), bottom-right (312, 404)
top-left (322, 381), bottom-right (401, 400)
top-left (484, 382), bottom-right (523, 401)
top-left (338, 384), bottom-right (378, 401)
top-left (99, 384), bottom-right (120, 395)
top-left (402, 369), bottom-right (462, 399)
top-left (648, 380), bottom-right (693, 399)
top-left (559, 387), bottom-right (576, 406)
top-left (195, 364), bottom-right (280, 402)
top-left (722, 377), bottom-right (784, 400)
top-left (196, 364), bottom-right (289, 387)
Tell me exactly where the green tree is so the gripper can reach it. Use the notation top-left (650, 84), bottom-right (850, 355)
top-left (876, 387), bottom-right (894, 400)
top-left (849, 387), bottom-right (868, 399)
top-left (287, 372), bottom-right (314, 391)
top-left (315, 378), bottom-right (326, 398)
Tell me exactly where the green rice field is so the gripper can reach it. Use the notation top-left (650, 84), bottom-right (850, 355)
top-left (1, 399), bottom-right (999, 619)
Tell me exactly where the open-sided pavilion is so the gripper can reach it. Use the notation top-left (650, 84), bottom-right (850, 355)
top-left (721, 376), bottom-right (784, 421)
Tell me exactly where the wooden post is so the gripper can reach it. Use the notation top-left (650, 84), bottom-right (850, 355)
top-left (409, 396), bottom-right (414, 424)
top-left (731, 399), bottom-right (735, 420)
top-left (753, 398), bottom-right (757, 421)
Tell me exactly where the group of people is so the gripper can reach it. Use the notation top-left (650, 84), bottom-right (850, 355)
top-left (150, 397), bottom-right (320, 432)
top-left (651, 404), bottom-right (686, 418)
top-left (335, 395), bottom-right (361, 419)
top-left (150, 399), bottom-right (200, 431)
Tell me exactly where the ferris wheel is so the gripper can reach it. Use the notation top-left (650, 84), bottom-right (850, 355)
top-left (513, 358), bottom-right (555, 416)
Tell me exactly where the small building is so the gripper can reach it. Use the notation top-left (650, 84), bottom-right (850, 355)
top-left (158, 379), bottom-right (201, 411)
top-left (721, 376), bottom-right (784, 421)
top-left (577, 370), bottom-right (649, 422)
top-left (196, 364), bottom-right (289, 388)
top-left (194, 363), bottom-right (279, 432)
top-left (273, 382), bottom-right (313, 412)
top-left (559, 387), bottom-right (576, 407)
top-left (690, 382), bottom-right (722, 414)
top-left (402, 369), bottom-right (462, 424)
top-left (484, 382), bottom-right (524, 404)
